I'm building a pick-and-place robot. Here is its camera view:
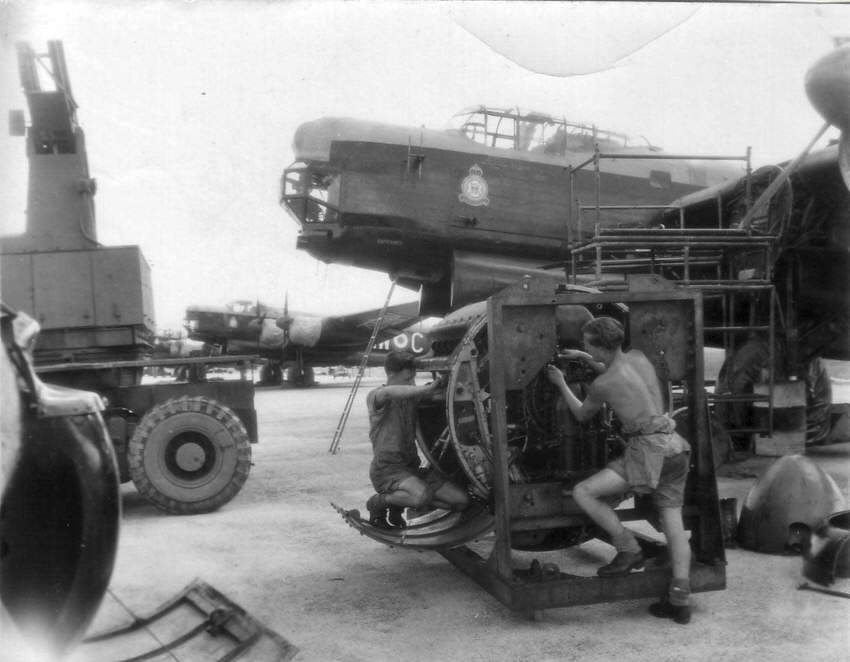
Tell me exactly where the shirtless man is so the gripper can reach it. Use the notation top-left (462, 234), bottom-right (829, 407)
top-left (546, 317), bottom-right (693, 624)
top-left (365, 350), bottom-right (470, 529)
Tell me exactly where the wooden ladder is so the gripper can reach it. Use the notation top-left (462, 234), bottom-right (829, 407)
top-left (328, 280), bottom-right (397, 454)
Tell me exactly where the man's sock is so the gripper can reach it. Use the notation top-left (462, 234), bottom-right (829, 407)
top-left (611, 528), bottom-right (642, 555)
top-left (669, 578), bottom-right (691, 607)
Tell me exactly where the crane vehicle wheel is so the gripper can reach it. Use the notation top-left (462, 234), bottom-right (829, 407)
top-left (128, 396), bottom-right (251, 514)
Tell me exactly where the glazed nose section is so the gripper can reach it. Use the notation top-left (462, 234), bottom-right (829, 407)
top-left (805, 45), bottom-right (850, 133)
top-left (292, 119), bottom-right (336, 162)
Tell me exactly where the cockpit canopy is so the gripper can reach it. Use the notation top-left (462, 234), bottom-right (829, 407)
top-left (446, 106), bottom-right (649, 156)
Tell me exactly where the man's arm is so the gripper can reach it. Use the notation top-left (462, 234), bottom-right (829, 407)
top-left (545, 364), bottom-right (605, 422)
top-left (372, 376), bottom-right (446, 407)
top-left (558, 349), bottom-right (606, 374)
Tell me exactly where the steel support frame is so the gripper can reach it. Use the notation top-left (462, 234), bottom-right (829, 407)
top-left (439, 277), bottom-right (727, 612)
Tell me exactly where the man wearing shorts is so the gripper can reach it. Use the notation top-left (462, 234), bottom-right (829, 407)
top-left (366, 350), bottom-right (470, 529)
top-left (546, 317), bottom-right (693, 624)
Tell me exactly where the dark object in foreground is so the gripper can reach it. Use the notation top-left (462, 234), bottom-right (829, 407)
top-left (649, 598), bottom-right (692, 624)
top-left (1, 304), bottom-right (120, 658)
top-left (76, 579), bottom-right (298, 661)
top-left (737, 455), bottom-right (846, 554)
top-left (802, 510), bottom-right (850, 587)
top-left (797, 583), bottom-right (850, 599)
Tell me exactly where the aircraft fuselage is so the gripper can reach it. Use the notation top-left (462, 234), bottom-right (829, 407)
top-left (282, 111), bottom-right (739, 311)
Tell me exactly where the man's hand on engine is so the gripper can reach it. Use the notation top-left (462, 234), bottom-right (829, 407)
top-left (429, 373), bottom-right (449, 392)
top-left (545, 364), bottom-right (567, 389)
top-left (558, 348), bottom-right (593, 362)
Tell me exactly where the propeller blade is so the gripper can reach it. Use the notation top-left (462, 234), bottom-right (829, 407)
top-left (254, 296), bottom-right (264, 352)
top-left (279, 291), bottom-right (291, 347)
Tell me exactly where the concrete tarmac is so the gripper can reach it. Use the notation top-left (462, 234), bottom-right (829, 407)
top-left (78, 377), bottom-right (850, 662)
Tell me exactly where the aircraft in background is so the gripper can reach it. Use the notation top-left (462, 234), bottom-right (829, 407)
top-left (281, 105), bottom-right (741, 315)
top-left (151, 328), bottom-right (206, 359)
top-left (184, 299), bottom-right (421, 386)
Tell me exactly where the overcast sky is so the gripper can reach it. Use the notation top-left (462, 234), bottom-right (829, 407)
top-left (1, 1), bottom-right (846, 331)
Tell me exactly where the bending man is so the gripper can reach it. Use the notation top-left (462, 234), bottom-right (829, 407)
top-left (366, 350), bottom-right (470, 529)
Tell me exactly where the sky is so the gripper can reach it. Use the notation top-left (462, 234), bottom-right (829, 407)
top-left (0, 1), bottom-right (847, 331)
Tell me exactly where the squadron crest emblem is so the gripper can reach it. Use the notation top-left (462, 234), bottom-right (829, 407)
top-left (458, 164), bottom-right (490, 206)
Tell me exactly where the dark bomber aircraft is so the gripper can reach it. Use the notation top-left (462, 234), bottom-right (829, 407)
top-left (184, 299), bottom-right (420, 386)
top-left (281, 46), bottom-right (850, 445)
top-left (281, 106), bottom-right (740, 315)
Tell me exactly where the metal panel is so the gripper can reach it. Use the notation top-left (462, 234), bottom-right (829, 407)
top-left (441, 545), bottom-right (726, 612)
top-left (440, 276), bottom-right (725, 612)
top-left (32, 250), bottom-right (93, 328)
top-left (76, 579), bottom-right (297, 662)
top-left (1, 253), bottom-right (35, 314)
top-left (628, 299), bottom-right (695, 381)
top-left (499, 305), bottom-right (557, 390)
top-left (91, 246), bottom-right (154, 329)
top-left (509, 482), bottom-right (576, 519)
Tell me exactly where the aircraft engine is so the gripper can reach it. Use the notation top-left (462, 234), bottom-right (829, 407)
top-left (337, 275), bottom-right (724, 593)
top-left (414, 301), bottom-right (627, 551)
top-left (258, 318), bottom-right (285, 348)
top-left (447, 251), bottom-right (566, 313)
top-left (278, 315), bottom-right (324, 348)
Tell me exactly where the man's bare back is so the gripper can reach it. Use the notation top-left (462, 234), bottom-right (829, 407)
top-left (589, 349), bottom-right (666, 425)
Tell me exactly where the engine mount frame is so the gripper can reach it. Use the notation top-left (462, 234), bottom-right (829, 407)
top-left (438, 275), bottom-right (727, 614)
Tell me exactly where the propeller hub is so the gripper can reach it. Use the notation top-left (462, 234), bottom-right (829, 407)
top-left (805, 45), bottom-right (850, 133)
top-left (806, 46), bottom-right (850, 190)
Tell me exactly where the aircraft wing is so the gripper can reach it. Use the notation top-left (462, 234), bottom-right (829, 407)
top-left (655, 142), bottom-right (849, 361)
top-left (658, 143), bottom-right (843, 224)
top-left (311, 301), bottom-right (421, 347)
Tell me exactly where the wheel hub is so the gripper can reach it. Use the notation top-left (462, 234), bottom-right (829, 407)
top-left (166, 432), bottom-right (216, 480)
top-left (175, 441), bottom-right (206, 472)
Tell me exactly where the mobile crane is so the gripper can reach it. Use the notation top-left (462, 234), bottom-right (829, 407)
top-left (1, 41), bottom-right (256, 515)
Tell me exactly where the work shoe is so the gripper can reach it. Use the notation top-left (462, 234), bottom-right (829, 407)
top-left (596, 550), bottom-right (645, 577)
top-left (649, 598), bottom-right (691, 625)
top-left (387, 506), bottom-right (407, 529)
top-left (366, 494), bottom-right (389, 529)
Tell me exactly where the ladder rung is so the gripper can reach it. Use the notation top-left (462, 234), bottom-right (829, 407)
top-left (704, 325), bottom-right (771, 332)
top-left (709, 394), bottom-right (771, 403)
top-left (724, 426), bottom-right (771, 435)
top-left (328, 281), bottom-right (398, 454)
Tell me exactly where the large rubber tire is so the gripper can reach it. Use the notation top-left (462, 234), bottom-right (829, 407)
top-left (260, 362), bottom-right (283, 386)
top-left (285, 365), bottom-right (315, 387)
top-left (128, 396), bottom-right (252, 514)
